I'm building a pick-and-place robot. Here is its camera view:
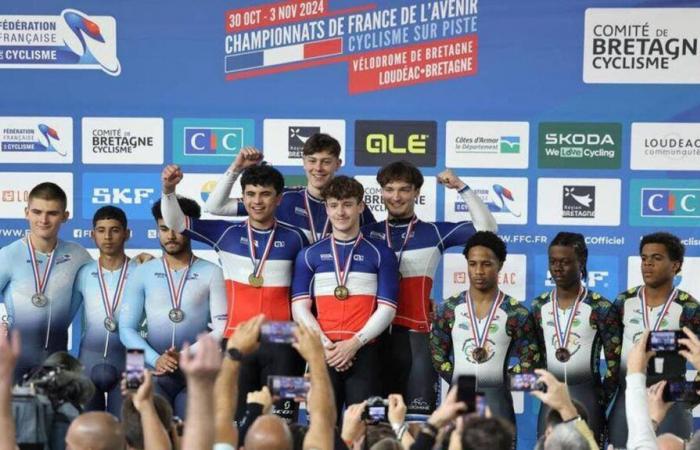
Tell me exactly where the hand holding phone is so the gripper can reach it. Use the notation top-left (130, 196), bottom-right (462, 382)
top-left (126, 348), bottom-right (145, 390)
top-left (260, 321), bottom-right (297, 344)
top-left (267, 375), bottom-right (310, 401)
top-left (457, 375), bottom-right (476, 413)
top-left (509, 373), bottom-right (547, 392)
top-left (647, 330), bottom-right (687, 353)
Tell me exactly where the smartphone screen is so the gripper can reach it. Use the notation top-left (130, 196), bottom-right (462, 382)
top-left (509, 373), bottom-right (545, 392)
top-left (457, 375), bottom-right (476, 413)
top-left (267, 376), bottom-right (310, 400)
top-left (648, 330), bottom-right (684, 352)
top-left (260, 321), bottom-right (297, 344)
top-left (663, 380), bottom-right (700, 402)
top-left (126, 349), bottom-right (145, 390)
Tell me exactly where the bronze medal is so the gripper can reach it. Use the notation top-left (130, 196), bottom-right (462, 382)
top-left (555, 347), bottom-right (571, 363)
top-left (472, 347), bottom-right (488, 363)
top-left (334, 285), bottom-right (349, 300)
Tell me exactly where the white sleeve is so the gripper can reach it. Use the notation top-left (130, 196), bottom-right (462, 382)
top-left (355, 304), bottom-right (395, 346)
top-left (161, 192), bottom-right (186, 233)
top-left (292, 298), bottom-right (332, 347)
top-left (459, 187), bottom-right (498, 233)
top-left (204, 170), bottom-right (242, 215)
top-left (625, 373), bottom-right (658, 450)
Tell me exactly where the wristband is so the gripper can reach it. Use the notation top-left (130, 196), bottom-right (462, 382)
top-left (392, 423), bottom-right (408, 440)
top-left (420, 422), bottom-right (438, 437)
top-left (227, 347), bottom-right (243, 361)
top-left (562, 415), bottom-right (581, 424)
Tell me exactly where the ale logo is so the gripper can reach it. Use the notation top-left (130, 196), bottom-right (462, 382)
top-left (355, 120), bottom-right (436, 167)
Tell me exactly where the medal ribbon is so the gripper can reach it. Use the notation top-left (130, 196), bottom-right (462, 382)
top-left (97, 257), bottom-right (130, 321)
top-left (162, 255), bottom-right (195, 313)
top-left (304, 190), bottom-right (329, 243)
top-left (330, 234), bottom-right (363, 288)
top-left (466, 290), bottom-right (505, 349)
top-left (385, 216), bottom-right (418, 269)
top-left (246, 220), bottom-right (277, 279)
top-left (551, 285), bottom-right (587, 350)
top-left (27, 235), bottom-right (56, 297)
top-left (640, 286), bottom-right (677, 331)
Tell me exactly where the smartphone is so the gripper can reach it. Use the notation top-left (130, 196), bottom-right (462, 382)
top-left (126, 349), bottom-right (145, 390)
top-left (647, 330), bottom-right (686, 352)
top-left (457, 375), bottom-right (476, 413)
top-left (662, 380), bottom-right (700, 402)
top-left (260, 321), bottom-right (297, 344)
top-left (362, 397), bottom-right (389, 423)
top-left (509, 373), bottom-right (546, 392)
top-left (475, 393), bottom-right (487, 417)
top-left (267, 375), bottom-right (310, 400)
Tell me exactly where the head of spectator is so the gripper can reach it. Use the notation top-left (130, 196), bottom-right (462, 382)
top-left (288, 423), bottom-right (307, 450)
top-left (121, 394), bottom-right (173, 450)
top-left (65, 411), bottom-right (126, 450)
top-left (369, 437), bottom-right (402, 450)
top-left (457, 416), bottom-right (514, 450)
top-left (656, 433), bottom-right (685, 450)
top-left (365, 423), bottom-right (395, 448)
top-left (543, 400), bottom-right (589, 438)
top-left (543, 422), bottom-right (588, 450)
top-left (151, 196), bottom-right (200, 257)
top-left (243, 414), bottom-right (293, 450)
top-left (302, 133), bottom-right (343, 196)
top-left (639, 231), bottom-right (684, 288)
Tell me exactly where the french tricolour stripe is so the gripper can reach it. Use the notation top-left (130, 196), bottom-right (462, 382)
top-left (226, 38), bottom-right (343, 72)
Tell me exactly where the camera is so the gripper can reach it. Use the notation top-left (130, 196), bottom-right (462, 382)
top-left (662, 380), bottom-right (700, 403)
top-left (362, 396), bottom-right (388, 423)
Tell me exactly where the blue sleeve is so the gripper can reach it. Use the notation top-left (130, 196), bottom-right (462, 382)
top-left (118, 266), bottom-right (159, 368)
top-left (361, 207), bottom-right (376, 226)
top-left (291, 249), bottom-right (314, 301)
top-left (434, 222), bottom-right (476, 251)
top-left (185, 218), bottom-right (237, 248)
top-left (375, 244), bottom-right (399, 307)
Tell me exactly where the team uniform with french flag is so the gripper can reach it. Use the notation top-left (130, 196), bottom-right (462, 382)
top-left (291, 234), bottom-right (399, 412)
top-left (161, 194), bottom-right (309, 420)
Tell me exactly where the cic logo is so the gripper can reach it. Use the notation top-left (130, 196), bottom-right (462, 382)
top-left (642, 189), bottom-right (699, 217)
top-left (173, 119), bottom-right (255, 166)
top-left (184, 127), bottom-right (242, 155)
top-left (630, 179), bottom-right (700, 227)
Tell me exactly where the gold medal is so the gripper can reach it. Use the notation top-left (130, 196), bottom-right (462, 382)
top-left (248, 273), bottom-right (264, 288)
top-left (334, 285), bottom-right (349, 300)
top-left (472, 347), bottom-right (488, 363)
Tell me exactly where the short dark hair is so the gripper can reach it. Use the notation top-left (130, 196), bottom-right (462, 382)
top-left (321, 175), bottom-right (364, 204)
top-left (303, 133), bottom-right (341, 158)
top-left (240, 164), bottom-right (284, 195)
top-left (122, 394), bottom-right (173, 450)
top-left (640, 232), bottom-right (684, 270)
top-left (365, 423), bottom-right (395, 449)
top-left (92, 206), bottom-right (128, 229)
top-left (376, 161), bottom-right (424, 189)
top-left (460, 416), bottom-right (514, 450)
top-left (550, 231), bottom-right (588, 280)
top-left (545, 399), bottom-right (589, 429)
top-left (463, 231), bottom-right (507, 264)
top-left (28, 182), bottom-right (67, 210)
top-left (152, 196), bottom-right (201, 222)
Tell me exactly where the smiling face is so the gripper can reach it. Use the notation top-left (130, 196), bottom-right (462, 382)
top-left (325, 196), bottom-right (364, 236)
top-left (381, 180), bottom-right (419, 220)
top-left (303, 150), bottom-right (342, 194)
top-left (25, 198), bottom-right (68, 241)
top-left (242, 183), bottom-right (281, 227)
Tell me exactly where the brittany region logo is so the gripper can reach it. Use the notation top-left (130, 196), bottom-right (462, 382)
top-left (0, 9), bottom-right (121, 76)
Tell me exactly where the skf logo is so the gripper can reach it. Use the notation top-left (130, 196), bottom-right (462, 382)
top-left (642, 188), bottom-right (699, 217)
top-left (184, 127), bottom-right (242, 155)
top-left (355, 120), bottom-right (436, 167)
top-left (92, 188), bottom-right (154, 205)
top-left (366, 133), bottom-right (428, 154)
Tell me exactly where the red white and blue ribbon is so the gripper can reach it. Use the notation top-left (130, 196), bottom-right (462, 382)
top-left (304, 190), bottom-right (329, 243)
top-left (97, 257), bottom-right (129, 322)
top-left (465, 290), bottom-right (505, 349)
top-left (26, 235), bottom-right (56, 297)
top-left (246, 220), bottom-right (277, 279)
top-left (384, 216), bottom-right (418, 270)
top-left (639, 286), bottom-right (678, 331)
top-left (551, 285), bottom-right (587, 350)
top-left (162, 255), bottom-right (195, 314)
top-left (330, 234), bottom-right (363, 288)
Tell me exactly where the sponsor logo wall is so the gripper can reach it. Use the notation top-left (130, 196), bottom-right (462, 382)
top-left (2, 1), bottom-right (700, 447)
